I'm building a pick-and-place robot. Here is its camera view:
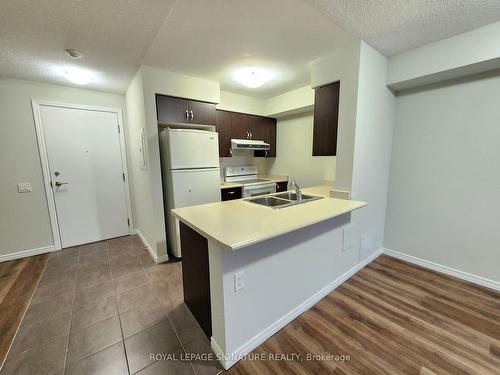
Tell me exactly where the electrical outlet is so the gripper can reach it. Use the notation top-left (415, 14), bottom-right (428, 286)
top-left (234, 271), bottom-right (245, 292)
top-left (17, 183), bottom-right (32, 193)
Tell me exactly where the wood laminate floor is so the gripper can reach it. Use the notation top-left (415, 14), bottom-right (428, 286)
top-left (227, 255), bottom-right (500, 374)
top-left (0, 254), bottom-right (48, 368)
top-left (2, 247), bottom-right (499, 375)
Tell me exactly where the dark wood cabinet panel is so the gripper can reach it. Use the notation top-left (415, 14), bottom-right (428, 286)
top-left (179, 222), bottom-right (211, 338)
top-left (255, 117), bottom-right (276, 157)
top-left (215, 110), bottom-right (232, 157)
top-left (215, 109), bottom-right (277, 158)
top-left (231, 112), bottom-right (258, 140)
top-left (156, 95), bottom-right (189, 124)
top-left (156, 94), bottom-right (216, 125)
top-left (276, 181), bottom-right (288, 192)
top-left (313, 81), bottom-right (340, 156)
top-left (188, 100), bottom-right (216, 125)
top-left (221, 186), bottom-right (242, 201)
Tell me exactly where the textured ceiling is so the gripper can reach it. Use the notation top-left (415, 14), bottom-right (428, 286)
top-left (2, 0), bottom-right (500, 95)
top-left (309, 0), bottom-right (500, 56)
top-left (142, 0), bottom-right (355, 98)
top-left (0, 0), bottom-right (176, 92)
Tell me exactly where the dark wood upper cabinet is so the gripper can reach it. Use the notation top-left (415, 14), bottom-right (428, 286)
top-left (156, 95), bottom-right (190, 124)
top-left (215, 109), bottom-right (277, 158)
top-left (230, 112), bottom-right (258, 140)
top-left (188, 100), bottom-right (216, 125)
top-left (215, 110), bottom-right (232, 157)
top-left (255, 117), bottom-right (277, 157)
top-left (156, 94), bottom-right (216, 125)
top-left (313, 81), bottom-right (340, 156)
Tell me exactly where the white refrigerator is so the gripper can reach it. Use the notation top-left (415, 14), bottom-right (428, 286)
top-left (159, 128), bottom-right (221, 257)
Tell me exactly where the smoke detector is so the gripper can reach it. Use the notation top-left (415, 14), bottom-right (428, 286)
top-left (65, 49), bottom-right (82, 59)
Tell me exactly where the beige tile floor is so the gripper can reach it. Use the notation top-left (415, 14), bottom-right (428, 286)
top-left (1, 236), bottom-right (222, 375)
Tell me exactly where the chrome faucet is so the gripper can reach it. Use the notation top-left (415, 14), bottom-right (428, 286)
top-left (289, 178), bottom-right (302, 203)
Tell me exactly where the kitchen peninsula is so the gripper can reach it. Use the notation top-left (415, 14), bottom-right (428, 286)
top-left (172, 186), bottom-right (366, 369)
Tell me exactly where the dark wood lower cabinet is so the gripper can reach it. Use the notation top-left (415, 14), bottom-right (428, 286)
top-left (179, 222), bottom-right (211, 338)
top-left (221, 186), bottom-right (242, 201)
top-left (276, 181), bottom-right (288, 192)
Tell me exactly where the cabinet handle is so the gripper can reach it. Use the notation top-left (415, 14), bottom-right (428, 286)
top-left (227, 191), bottom-right (235, 195)
top-left (250, 131), bottom-right (253, 139)
top-left (246, 130), bottom-right (249, 139)
top-left (190, 110), bottom-right (194, 121)
top-left (185, 110), bottom-right (189, 121)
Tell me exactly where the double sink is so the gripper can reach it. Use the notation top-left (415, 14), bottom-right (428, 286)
top-left (246, 192), bottom-right (323, 209)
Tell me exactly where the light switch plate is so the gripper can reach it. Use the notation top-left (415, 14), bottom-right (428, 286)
top-left (17, 182), bottom-right (32, 193)
top-left (234, 271), bottom-right (245, 292)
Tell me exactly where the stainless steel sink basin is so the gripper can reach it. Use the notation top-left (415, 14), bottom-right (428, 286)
top-left (274, 192), bottom-right (322, 202)
top-left (246, 192), bottom-right (323, 209)
top-left (246, 196), bottom-right (291, 208)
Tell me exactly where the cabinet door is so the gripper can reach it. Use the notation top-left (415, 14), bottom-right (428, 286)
top-left (313, 82), bottom-right (340, 156)
top-left (221, 187), bottom-right (242, 201)
top-left (188, 101), bottom-right (216, 125)
top-left (156, 95), bottom-right (189, 123)
top-left (215, 110), bottom-right (232, 157)
top-left (231, 112), bottom-right (256, 139)
top-left (276, 181), bottom-right (288, 192)
top-left (255, 117), bottom-right (276, 157)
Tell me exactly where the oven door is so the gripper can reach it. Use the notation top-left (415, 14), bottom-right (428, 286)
top-left (243, 184), bottom-right (276, 198)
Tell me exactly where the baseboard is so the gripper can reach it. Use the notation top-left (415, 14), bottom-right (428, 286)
top-left (0, 245), bottom-right (55, 263)
top-left (133, 229), bottom-right (168, 264)
top-left (383, 248), bottom-right (500, 292)
top-left (214, 248), bottom-right (383, 369)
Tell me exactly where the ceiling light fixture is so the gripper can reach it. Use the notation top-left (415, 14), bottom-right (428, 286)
top-left (65, 49), bottom-right (82, 59)
top-left (234, 67), bottom-right (272, 88)
top-left (63, 67), bottom-right (93, 85)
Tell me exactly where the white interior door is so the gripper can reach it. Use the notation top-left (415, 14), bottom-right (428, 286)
top-left (40, 105), bottom-right (129, 248)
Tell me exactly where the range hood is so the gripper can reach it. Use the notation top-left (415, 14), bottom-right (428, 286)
top-left (231, 139), bottom-right (270, 150)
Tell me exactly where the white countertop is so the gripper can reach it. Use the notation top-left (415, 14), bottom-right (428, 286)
top-left (172, 185), bottom-right (366, 251)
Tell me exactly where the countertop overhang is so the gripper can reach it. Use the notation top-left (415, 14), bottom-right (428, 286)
top-left (172, 186), bottom-right (366, 251)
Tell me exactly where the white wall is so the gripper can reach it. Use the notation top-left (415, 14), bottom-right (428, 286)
top-left (265, 112), bottom-right (335, 187)
top-left (217, 91), bottom-right (265, 116)
top-left (126, 66), bottom-right (220, 258)
top-left (388, 21), bottom-right (500, 91)
top-left (350, 42), bottom-right (395, 259)
top-left (209, 214), bottom-right (360, 368)
top-left (384, 71), bottom-right (500, 283)
top-left (0, 77), bottom-right (126, 259)
top-left (311, 42), bottom-right (361, 192)
top-left (264, 85), bottom-right (314, 118)
top-left (124, 70), bottom-right (156, 257)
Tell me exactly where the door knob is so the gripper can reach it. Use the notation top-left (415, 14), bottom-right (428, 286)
top-left (55, 181), bottom-right (68, 187)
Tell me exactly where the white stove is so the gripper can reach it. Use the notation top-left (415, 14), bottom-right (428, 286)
top-left (224, 166), bottom-right (276, 197)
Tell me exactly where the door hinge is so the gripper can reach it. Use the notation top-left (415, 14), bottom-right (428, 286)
top-left (127, 218), bottom-right (130, 226)
top-left (117, 124), bottom-right (120, 133)
top-left (122, 173), bottom-right (125, 181)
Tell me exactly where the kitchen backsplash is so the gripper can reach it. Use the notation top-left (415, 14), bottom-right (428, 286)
top-left (219, 151), bottom-right (268, 177)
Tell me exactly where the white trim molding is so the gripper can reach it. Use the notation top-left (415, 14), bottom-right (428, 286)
top-left (0, 245), bottom-right (55, 262)
top-left (133, 229), bottom-right (168, 264)
top-left (212, 248), bottom-right (383, 370)
top-left (383, 248), bottom-right (500, 292)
